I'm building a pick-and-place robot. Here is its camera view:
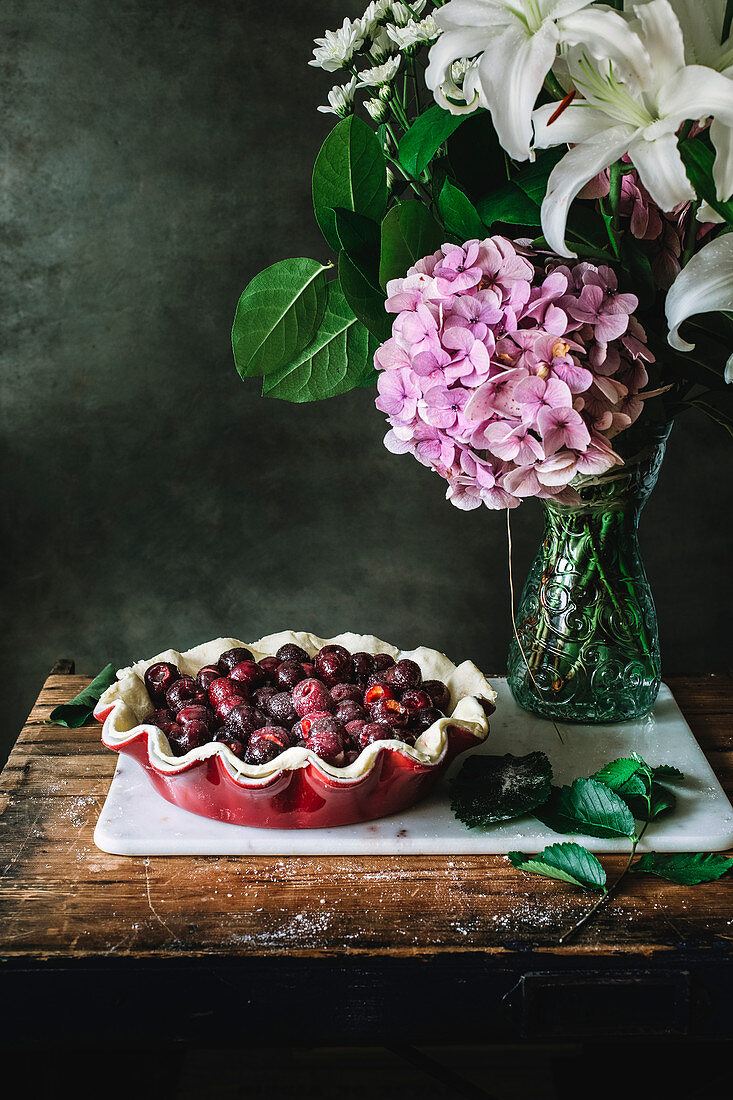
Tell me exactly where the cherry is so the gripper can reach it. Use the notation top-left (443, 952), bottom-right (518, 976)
top-left (372, 653), bottom-right (396, 672)
top-left (297, 709), bottom-right (334, 739)
top-left (246, 726), bottom-right (290, 765)
top-left (258, 656), bottom-right (280, 679)
top-left (142, 709), bottom-right (178, 735)
top-left (401, 688), bottom-right (433, 712)
top-left (358, 721), bottom-right (396, 749)
top-left (351, 651), bottom-right (375, 683)
top-left (211, 731), bottom-right (246, 759)
top-left (330, 683), bottom-right (363, 705)
top-left (218, 647), bottom-right (255, 674)
top-left (266, 691), bottom-right (298, 726)
top-left (364, 682), bottom-right (396, 707)
top-left (196, 665), bottom-right (223, 693)
top-left (230, 661), bottom-right (266, 690)
top-left (208, 677), bottom-right (250, 720)
top-left (314, 645), bottom-right (353, 686)
top-left (276, 643), bottom-right (310, 664)
top-left (384, 659), bottom-right (422, 691)
top-left (176, 704), bottom-right (215, 732)
top-left (166, 676), bottom-right (206, 714)
top-left (334, 700), bottom-right (366, 725)
top-left (344, 718), bottom-right (367, 739)
top-left (369, 697), bottom-right (410, 728)
top-left (301, 661), bottom-right (316, 679)
top-left (144, 662), bottom-right (181, 706)
top-left (412, 706), bottom-right (444, 732)
top-left (253, 684), bottom-right (278, 710)
top-left (275, 662), bottom-right (306, 691)
top-left (168, 723), bottom-right (208, 756)
top-left (222, 703), bottom-right (266, 740)
top-left (292, 678), bottom-right (335, 717)
top-left (305, 722), bottom-right (346, 766)
top-left (422, 680), bottom-right (451, 712)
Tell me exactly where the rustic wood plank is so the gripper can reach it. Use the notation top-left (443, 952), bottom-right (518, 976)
top-left (1, 673), bottom-right (731, 962)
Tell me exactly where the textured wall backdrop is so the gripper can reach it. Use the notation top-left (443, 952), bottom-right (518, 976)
top-left (1, 0), bottom-right (731, 762)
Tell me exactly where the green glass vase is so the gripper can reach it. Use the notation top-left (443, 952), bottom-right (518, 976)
top-left (507, 424), bottom-right (672, 723)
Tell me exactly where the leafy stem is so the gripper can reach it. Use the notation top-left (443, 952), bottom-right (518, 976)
top-left (559, 820), bottom-right (649, 944)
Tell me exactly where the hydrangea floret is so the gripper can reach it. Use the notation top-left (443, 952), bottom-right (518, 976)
top-left (375, 236), bottom-right (653, 510)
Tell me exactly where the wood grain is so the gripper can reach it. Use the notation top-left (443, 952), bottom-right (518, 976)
top-left (1, 673), bottom-right (731, 962)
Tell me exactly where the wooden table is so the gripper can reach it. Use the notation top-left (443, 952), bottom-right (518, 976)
top-left (1, 668), bottom-right (731, 1049)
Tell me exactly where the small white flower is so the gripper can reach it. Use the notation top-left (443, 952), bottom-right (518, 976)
top-left (317, 77), bottom-right (358, 117)
top-left (357, 55), bottom-right (401, 88)
top-left (369, 26), bottom-right (397, 63)
top-left (390, 2), bottom-right (426, 29)
top-left (360, 1), bottom-right (393, 36)
top-left (309, 17), bottom-right (365, 72)
top-left (386, 14), bottom-right (440, 51)
top-left (365, 96), bottom-right (389, 122)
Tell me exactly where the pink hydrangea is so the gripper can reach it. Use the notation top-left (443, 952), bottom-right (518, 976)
top-left (374, 235), bottom-right (654, 510)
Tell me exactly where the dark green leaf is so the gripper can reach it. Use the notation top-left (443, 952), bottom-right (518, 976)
top-left (534, 778), bottom-right (636, 839)
top-left (446, 110), bottom-right (505, 201)
top-left (509, 842), bottom-right (607, 891)
top-left (631, 852), bottom-right (733, 885)
top-left (48, 664), bottom-right (117, 728)
top-left (313, 115), bottom-right (388, 252)
top-left (451, 751), bottom-right (553, 828)
top-left (513, 147), bottom-right (565, 204)
top-left (261, 278), bottom-right (377, 401)
top-left (333, 208), bottom-right (381, 282)
top-left (591, 754), bottom-right (649, 792)
top-left (338, 251), bottom-right (391, 342)
top-left (476, 182), bottom-right (542, 228)
top-left (652, 764), bottom-right (685, 784)
top-left (398, 103), bottom-right (468, 180)
top-left (438, 178), bottom-right (486, 241)
top-left (232, 258), bottom-right (331, 379)
top-left (648, 782), bottom-right (677, 820)
top-left (378, 200), bottom-right (444, 288)
top-left (679, 138), bottom-right (733, 225)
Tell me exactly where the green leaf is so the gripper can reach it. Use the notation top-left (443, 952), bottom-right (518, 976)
top-left (232, 258), bottom-right (331, 379)
top-left (437, 178), bottom-right (486, 242)
top-left (398, 104), bottom-right (468, 179)
top-left (261, 278), bottom-right (378, 401)
top-left (591, 754), bottom-right (649, 792)
top-left (509, 842), bottom-right (607, 891)
top-left (313, 115), bottom-right (388, 252)
top-left (534, 778), bottom-right (637, 839)
top-left (338, 251), bottom-right (392, 342)
top-left (48, 664), bottom-right (117, 728)
top-left (334, 208), bottom-right (381, 279)
top-left (451, 751), bottom-right (553, 828)
top-left (679, 138), bottom-right (733, 225)
top-left (652, 764), bottom-right (685, 784)
top-left (631, 852), bottom-right (733, 885)
top-left (647, 782), bottom-right (677, 820)
top-left (476, 182), bottom-right (542, 228)
top-left (378, 200), bottom-right (444, 288)
top-left (513, 147), bottom-right (565, 205)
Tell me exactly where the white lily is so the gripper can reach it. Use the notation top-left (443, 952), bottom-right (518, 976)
top-left (533, 0), bottom-right (733, 257)
top-left (665, 231), bottom-right (733, 382)
top-left (425, 0), bottom-right (642, 156)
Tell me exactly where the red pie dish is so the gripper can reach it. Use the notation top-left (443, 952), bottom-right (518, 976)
top-left (94, 631), bottom-right (496, 829)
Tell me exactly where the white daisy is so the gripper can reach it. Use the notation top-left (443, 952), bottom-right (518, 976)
top-left (365, 96), bottom-right (389, 122)
top-left (390, 2), bottom-right (426, 29)
top-left (386, 14), bottom-right (440, 51)
top-left (309, 17), bottom-right (366, 72)
top-left (357, 55), bottom-right (402, 88)
top-left (317, 77), bottom-right (358, 117)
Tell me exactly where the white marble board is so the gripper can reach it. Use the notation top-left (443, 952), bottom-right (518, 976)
top-left (94, 680), bottom-right (733, 856)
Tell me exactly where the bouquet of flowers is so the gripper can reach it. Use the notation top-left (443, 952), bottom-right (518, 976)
top-left (232, 0), bottom-right (732, 513)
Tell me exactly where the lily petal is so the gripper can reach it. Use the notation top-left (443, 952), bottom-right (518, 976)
top-left (541, 124), bottom-right (637, 256)
top-left (665, 233), bottom-right (733, 371)
top-left (710, 118), bottom-right (733, 204)
top-left (627, 131), bottom-right (695, 211)
top-left (561, 7), bottom-right (653, 90)
top-left (533, 100), bottom-right (616, 148)
top-left (656, 65), bottom-right (733, 149)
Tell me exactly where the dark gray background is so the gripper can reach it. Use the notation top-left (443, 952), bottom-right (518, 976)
top-left (2, 0), bottom-right (730, 762)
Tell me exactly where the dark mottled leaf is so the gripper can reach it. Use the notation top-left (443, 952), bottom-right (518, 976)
top-left (509, 842), bottom-right (607, 891)
top-left (631, 852), bottom-right (733, 885)
top-left (49, 664), bottom-right (117, 728)
top-left (451, 751), bottom-right (553, 828)
top-left (534, 778), bottom-right (636, 839)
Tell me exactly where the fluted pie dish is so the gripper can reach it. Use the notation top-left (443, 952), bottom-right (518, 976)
top-left (94, 631), bottom-right (496, 829)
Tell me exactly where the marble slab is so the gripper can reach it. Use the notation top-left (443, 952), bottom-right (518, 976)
top-left (94, 680), bottom-right (733, 856)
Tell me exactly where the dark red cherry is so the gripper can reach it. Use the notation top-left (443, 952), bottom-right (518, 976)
top-left (330, 682), bottom-right (363, 705)
top-left (364, 682), bottom-right (396, 707)
top-left (335, 700), bottom-right (366, 725)
top-left (384, 659), bottom-right (422, 691)
top-left (144, 662), bottom-right (181, 706)
top-left (297, 710), bottom-right (334, 739)
top-left (372, 653), bottom-right (396, 672)
top-left (305, 721), bottom-right (346, 766)
top-left (266, 691), bottom-right (298, 726)
top-left (401, 688), bottom-right (432, 712)
top-left (369, 697), bottom-right (410, 728)
top-left (352, 651), bottom-right (375, 683)
top-left (142, 709), bottom-right (178, 735)
top-left (218, 647), bottom-right (255, 673)
top-left (168, 722), bottom-right (208, 755)
top-left (292, 678), bottom-right (335, 717)
top-left (253, 684), bottom-right (278, 710)
top-left (211, 731), bottom-right (246, 759)
top-left (412, 706), bottom-right (443, 732)
top-left (314, 645), bottom-right (353, 686)
top-left (246, 726), bottom-right (290, 765)
top-left (422, 680), bottom-right (451, 712)
top-left (208, 677), bottom-right (250, 720)
top-left (258, 656), bottom-right (280, 679)
top-left (196, 665), bottom-right (223, 692)
top-left (276, 643), bottom-right (310, 664)
top-left (358, 721), bottom-right (397, 748)
top-left (223, 704), bottom-right (267, 740)
top-left (166, 676), bottom-right (206, 714)
top-left (275, 662), bottom-right (306, 691)
top-left (176, 704), bottom-right (214, 732)
top-left (229, 661), bottom-right (266, 690)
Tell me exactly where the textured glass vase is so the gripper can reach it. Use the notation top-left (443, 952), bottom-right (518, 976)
top-left (507, 424), bottom-right (672, 724)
